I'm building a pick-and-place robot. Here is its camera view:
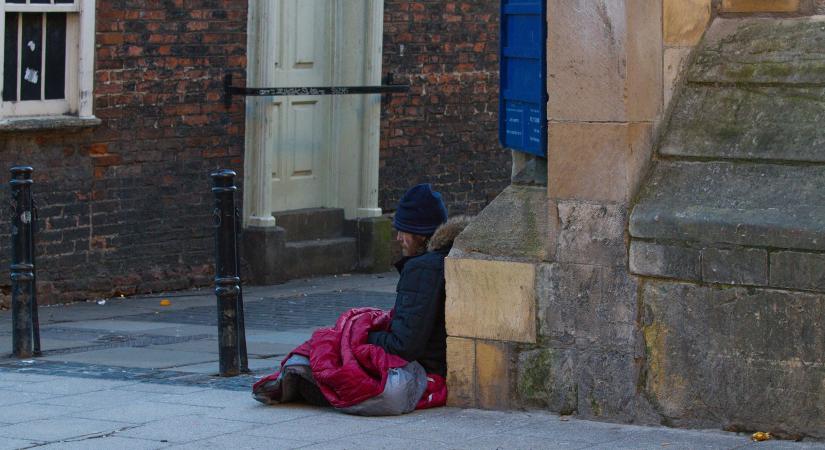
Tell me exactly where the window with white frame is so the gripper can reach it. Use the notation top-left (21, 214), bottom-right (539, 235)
top-left (0, 0), bottom-right (94, 119)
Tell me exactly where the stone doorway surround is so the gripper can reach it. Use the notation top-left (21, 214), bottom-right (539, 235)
top-left (242, 0), bottom-right (384, 229)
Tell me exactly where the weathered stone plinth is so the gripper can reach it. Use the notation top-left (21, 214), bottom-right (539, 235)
top-left (630, 16), bottom-right (825, 438)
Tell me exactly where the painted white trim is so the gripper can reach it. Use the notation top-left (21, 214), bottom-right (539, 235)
top-left (357, 0), bottom-right (384, 218)
top-left (77, 0), bottom-right (95, 118)
top-left (243, 0), bottom-right (276, 228)
top-left (0, 0), bottom-right (94, 119)
top-left (5, 5), bottom-right (79, 13)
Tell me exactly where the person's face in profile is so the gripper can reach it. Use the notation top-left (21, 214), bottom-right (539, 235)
top-left (396, 231), bottom-right (428, 257)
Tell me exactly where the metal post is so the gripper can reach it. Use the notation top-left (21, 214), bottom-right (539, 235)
top-left (10, 166), bottom-right (38, 358)
top-left (234, 206), bottom-right (249, 373)
top-left (211, 169), bottom-right (244, 376)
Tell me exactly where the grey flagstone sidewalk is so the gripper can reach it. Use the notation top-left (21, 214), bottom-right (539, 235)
top-left (0, 272), bottom-right (822, 449)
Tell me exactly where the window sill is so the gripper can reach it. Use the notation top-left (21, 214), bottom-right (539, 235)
top-left (0, 115), bottom-right (101, 132)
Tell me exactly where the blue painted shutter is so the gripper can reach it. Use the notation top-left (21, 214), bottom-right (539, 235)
top-left (499, 0), bottom-right (547, 157)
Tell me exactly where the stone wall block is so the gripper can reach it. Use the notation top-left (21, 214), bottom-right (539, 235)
top-left (445, 258), bottom-right (537, 343)
top-left (629, 240), bottom-right (701, 281)
top-left (578, 266), bottom-right (640, 349)
top-left (663, 47), bottom-right (693, 108)
top-left (701, 247), bottom-right (767, 285)
top-left (453, 185), bottom-right (551, 262)
top-left (475, 340), bottom-right (513, 410)
top-left (538, 263), bottom-right (599, 343)
top-left (664, 0), bottom-right (711, 46)
top-left (516, 347), bottom-right (578, 413)
top-left (721, 0), bottom-right (800, 12)
top-left (770, 251), bottom-right (825, 292)
top-left (547, 0), bottom-right (628, 121)
top-left (556, 200), bottom-right (627, 267)
top-left (642, 280), bottom-right (825, 437)
top-left (548, 122), bottom-right (654, 204)
top-left (625, 0), bottom-right (663, 122)
top-left (576, 350), bottom-right (644, 421)
top-left (446, 337), bottom-right (476, 408)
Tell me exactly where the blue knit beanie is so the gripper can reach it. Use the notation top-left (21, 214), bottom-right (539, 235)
top-left (393, 184), bottom-right (448, 236)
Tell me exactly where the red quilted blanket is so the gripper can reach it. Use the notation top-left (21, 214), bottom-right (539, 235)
top-left (254, 307), bottom-right (446, 410)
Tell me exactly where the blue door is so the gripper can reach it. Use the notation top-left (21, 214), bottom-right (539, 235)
top-left (499, 0), bottom-right (547, 157)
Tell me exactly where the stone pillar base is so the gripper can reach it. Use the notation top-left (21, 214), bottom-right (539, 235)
top-left (240, 226), bottom-right (287, 285)
top-left (350, 216), bottom-right (398, 273)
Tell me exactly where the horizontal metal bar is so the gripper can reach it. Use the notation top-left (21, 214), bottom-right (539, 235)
top-left (228, 85), bottom-right (409, 97)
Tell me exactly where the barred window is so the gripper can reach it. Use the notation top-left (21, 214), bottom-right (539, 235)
top-left (0, 0), bottom-right (94, 119)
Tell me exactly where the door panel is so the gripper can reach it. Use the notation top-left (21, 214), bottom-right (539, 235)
top-left (267, 0), bottom-right (332, 212)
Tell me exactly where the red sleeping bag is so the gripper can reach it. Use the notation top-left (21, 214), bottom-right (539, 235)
top-left (253, 307), bottom-right (447, 410)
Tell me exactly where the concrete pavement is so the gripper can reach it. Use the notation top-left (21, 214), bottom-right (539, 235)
top-left (0, 273), bottom-right (822, 449)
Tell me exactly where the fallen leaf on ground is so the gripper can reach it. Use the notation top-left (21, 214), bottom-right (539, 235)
top-left (160, 299), bottom-right (171, 306)
top-left (752, 431), bottom-right (771, 442)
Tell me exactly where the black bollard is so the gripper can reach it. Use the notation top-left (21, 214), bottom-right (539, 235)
top-left (234, 206), bottom-right (249, 373)
top-left (9, 166), bottom-right (39, 358)
top-left (211, 169), bottom-right (247, 376)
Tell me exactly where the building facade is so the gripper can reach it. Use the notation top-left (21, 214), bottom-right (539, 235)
top-left (0, 0), bottom-right (510, 306)
top-left (447, 0), bottom-right (825, 439)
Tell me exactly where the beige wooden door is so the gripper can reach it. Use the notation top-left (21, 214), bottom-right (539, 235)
top-left (265, 0), bottom-right (333, 212)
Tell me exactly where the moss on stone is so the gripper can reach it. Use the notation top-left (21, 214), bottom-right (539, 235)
top-left (517, 348), bottom-right (554, 406)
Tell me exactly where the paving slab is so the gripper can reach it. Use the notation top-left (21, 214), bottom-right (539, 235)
top-left (366, 408), bottom-right (537, 445)
top-left (0, 417), bottom-right (132, 442)
top-left (200, 402), bottom-right (323, 425)
top-left (245, 410), bottom-right (425, 442)
top-left (74, 400), bottom-right (218, 424)
top-left (34, 436), bottom-right (166, 450)
top-left (41, 347), bottom-right (216, 369)
top-left (166, 357), bottom-right (279, 375)
top-left (0, 436), bottom-right (43, 450)
top-left (35, 388), bottom-right (163, 409)
top-left (117, 415), bottom-right (255, 443)
top-left (168, 433), bottom-right (312, 450)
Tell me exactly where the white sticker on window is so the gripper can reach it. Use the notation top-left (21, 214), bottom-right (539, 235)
top-left (27, 41), bottom-right (36, 51)
top-left (24, 68), bottom-right (39, 84)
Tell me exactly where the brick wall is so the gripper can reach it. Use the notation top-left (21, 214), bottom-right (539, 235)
top-left (380, 0), bottom-right (511, 215)
top-left (0, 0), bottom-right (247, 307)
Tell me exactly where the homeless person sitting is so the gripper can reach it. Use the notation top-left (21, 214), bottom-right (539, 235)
top-left (253, 184), bottom-right (470, 416)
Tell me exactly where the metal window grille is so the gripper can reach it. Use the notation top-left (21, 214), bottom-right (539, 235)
top-left (2, 0), bottom-right (76, 103)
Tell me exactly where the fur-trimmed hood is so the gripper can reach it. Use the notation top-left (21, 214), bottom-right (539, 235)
top-left (427, 215), bottom-right (472, 252)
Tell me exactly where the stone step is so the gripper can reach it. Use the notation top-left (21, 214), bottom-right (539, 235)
top-left (273, 208), bottom-right (345, 241)
top-left (660, 17), bottom-right (825, 163)
top-left (629, 160), bottom-right (825, 251)
top-left (280, 237), bottom-right (357, 279)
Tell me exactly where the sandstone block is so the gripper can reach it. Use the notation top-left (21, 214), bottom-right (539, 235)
top-left (625, 0), bottom-right (663, 122)
top-left (445, 258), bottom-right (536, 343)
top-left (663, 47), bottom-right (692, 108)
top-left (661, 85), bottom-right (825, 162)
top-left (770, 251), bottom-right (825, 292)
top-left (516, 347), bottom-right (578, 413)
top-left (721, 0), bottom-right (800, 12)
top-left (629, 240), bottom-right (701, 281)
top-left (476, 340), bottom-right (512, 409)
top-left (556, 201), bottom-right (627, 267)
top-left (689, 18), bottom-right (825, 85)
top-left (664, 0), bottom-right (711, 46)
top-left (702, 247), bottom-right (767, 285)
top-left (446, 337), bottom-right (476, 408)
top-left (453, 185), bottom-right (552, 262)
top-left (547, 0), bottom-right (662, 122)
top-left (642, 280), bottom-right (825, 437)
top-left (548, 122), bottom-right (654, 203)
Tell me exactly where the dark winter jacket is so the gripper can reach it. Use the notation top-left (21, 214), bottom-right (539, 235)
top-left (367, 216), bottom-right (470, 377)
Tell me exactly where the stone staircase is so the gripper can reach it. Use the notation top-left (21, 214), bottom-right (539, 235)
top-left (631, 17), bottom-right (825, 289)
top-left (273, 208), bottom-right (359, 280)
top-left (628, 17), bottom-right (825, 437)
top-left (241, 208), bottom-right (395, 284)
